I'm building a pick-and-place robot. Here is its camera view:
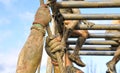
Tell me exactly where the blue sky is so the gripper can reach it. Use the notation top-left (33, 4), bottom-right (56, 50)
top-left (0, 0), bottom-right (120, 73)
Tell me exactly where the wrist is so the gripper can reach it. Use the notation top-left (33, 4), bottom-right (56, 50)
top-left (33, 23), bottom-right (45, 29)
top-left (31, 24), bottom-right (46, 35)
top-left (33, 19), bottom-right (48, 27)
top-left (51, 59), bottom-right (59, 66)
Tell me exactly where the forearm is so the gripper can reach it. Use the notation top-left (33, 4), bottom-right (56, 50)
top-left (16, 25), bottom-right (45, 73)
top-left (54, 66), bottom-right (60, 73)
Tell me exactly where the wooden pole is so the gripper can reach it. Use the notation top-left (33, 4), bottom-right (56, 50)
top-left (67, 40), bottom-right (119, 46)
top-left (70, 33), bottom-right (120, 38)
top-left (68, 47), bottom-right (117, 51)
top-left (79, 51), bottom-right (115, 56)
top-left (56, 1), bottom-right (120, 8)
top-left (75, 24), bottom-right (120, 30)
top-left (62, 14), bottom-right (120, 20)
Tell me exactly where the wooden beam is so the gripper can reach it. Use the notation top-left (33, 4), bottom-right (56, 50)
top-left (79, 51), bottom-right (115, 56)
top-left (75, 24), bottom-right (120, 30)
top-left (56, 1), bottom-right (120, 8)
top-left (67, 40), bottom-right (119, 46)
top-left (68, 47), bottom-right (117, 51)
top-left (62, 14), bottom-right (120, 20)
top-left (70, 33), bottom-right (120, 38)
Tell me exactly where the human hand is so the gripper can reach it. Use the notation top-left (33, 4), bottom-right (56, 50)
top-left (45, 35), bottom-right (65, 62)
top-left (33, 4), bottom-right (51, 27)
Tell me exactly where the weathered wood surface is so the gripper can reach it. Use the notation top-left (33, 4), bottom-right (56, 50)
top-left (67, 40), bottom-right (119, 46)
top-left (79, 51), bottom-right (115, 56)
top-left (68, 47), bottom-right (117, 51)
top-left (75, 24), bottom-right (120, 30)
top-left (62, 14), bottom-right (120, 20)
top-left (71, 33), bottom-right (120, 38)
top-left (56, 1), bottom-right (120, 8)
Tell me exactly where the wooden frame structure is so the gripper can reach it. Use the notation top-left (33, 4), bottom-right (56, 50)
top-left (48, 0), bottom-right (120, 55)
top-left (41, 0), bottom-right (120, 73)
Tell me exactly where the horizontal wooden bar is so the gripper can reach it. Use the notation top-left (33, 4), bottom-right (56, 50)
top-left (62, 14), bottom-right (120, 20)
top-left (79, 51), bottom-right (114, 56)
top-left (68, 47), bottom-right (117, 51)
top-left (70, 33), bottom-right (120, 38)
top-left (56, 1), bottom-right (120, 8)
top-left (67, 40), bottom-right (119, 46)
top-left (75, 24), bottom-right (120, 30)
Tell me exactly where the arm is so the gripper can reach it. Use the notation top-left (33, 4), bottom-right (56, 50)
top-left (16, 4), bottom-right (51, 73)
top-left (16, 26), bottom-right (45, 73)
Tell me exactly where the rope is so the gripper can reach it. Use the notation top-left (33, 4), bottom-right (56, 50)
top-left (46, 21), bottom-right (67, 73)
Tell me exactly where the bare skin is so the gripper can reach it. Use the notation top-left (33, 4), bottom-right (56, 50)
top-left (47, 36), bottom-right (84, 73)
top-left (16, 4), bottom-right (51, 73)
top-left (16, 29), bottom-right (45, 73)
top-left (49, 29), bottom-right (88, 72)
top-left (47, 19), bottom-right (88, 72)
top-left (53, 53), bottom-right (84, 73)
top-left (106, 46), bottom-right (120, 73)
top-left (69, 30), bottom-right (88, 67)
top-left (46, 36), bottom-right (83, 73)
top-left (48, 0), bottom-right (88, 72)
top-left (65, 52), bottom-right (84, 73)
top-left (64, 20), bottom-right (88, 67)
top-left (59, 0), bottom-right (89, 67)
top-left (106, 20), bottom-right (120, 73)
